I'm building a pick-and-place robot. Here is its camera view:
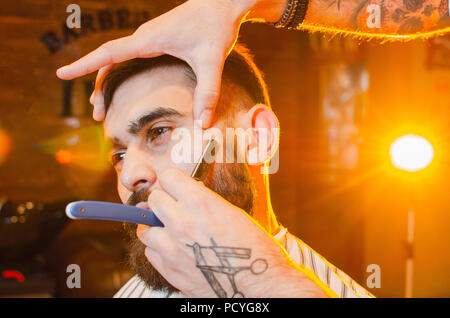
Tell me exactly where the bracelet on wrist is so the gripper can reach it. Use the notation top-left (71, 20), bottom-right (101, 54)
top-left (273, 0), bottom-right (309, 29)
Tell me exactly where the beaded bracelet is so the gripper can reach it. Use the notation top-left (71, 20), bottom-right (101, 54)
top-left (273, 0), bottom-right (309, 29)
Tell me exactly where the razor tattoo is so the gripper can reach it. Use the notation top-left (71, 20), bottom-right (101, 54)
top-left (187, 238), bottom-right (268, 298)
top-left (303, 0), bottom-right (450, 37)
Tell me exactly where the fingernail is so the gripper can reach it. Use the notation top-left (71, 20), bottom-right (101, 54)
top-left (199, 110), bottom-right (212, 128)
top-left (56, 67), bottom-right (66, 78)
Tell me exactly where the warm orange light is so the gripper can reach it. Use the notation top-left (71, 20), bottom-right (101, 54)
top-left (389, 135), bottom-right (434, 172)
top-left (0, 127), bottom-right (11, 165)
top-left (56, 149), bottom-right (73, 164)
top-left (302, 25), bottom-right (450, 42)
top-left (40, 125), bottom-right (111, 172)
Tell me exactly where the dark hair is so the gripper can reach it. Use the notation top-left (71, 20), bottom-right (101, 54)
top-left (102, 43), bottom-right (271, 118)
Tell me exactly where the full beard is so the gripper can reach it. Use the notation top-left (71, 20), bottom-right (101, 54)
top-left (123, 162), bottom-right (255, 296)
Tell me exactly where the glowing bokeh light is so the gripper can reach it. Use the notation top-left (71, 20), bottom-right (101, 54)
top-left (56, 149), bottom-right (73, 164)
top-left (389, 135), bottom-right (434, 172)
top-left (40, 125), bottom-right (111, 172)
top-left (0, 127), bottom-right (11, 165)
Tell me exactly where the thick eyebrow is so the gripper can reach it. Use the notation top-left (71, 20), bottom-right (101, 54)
top-left (105, 107), bottom-right (185, 148)
top-left (127, 107), bottom-right (184, 135)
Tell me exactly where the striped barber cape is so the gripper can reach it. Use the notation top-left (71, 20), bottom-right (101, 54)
top-left (114, 226), bottom-right (375, 298)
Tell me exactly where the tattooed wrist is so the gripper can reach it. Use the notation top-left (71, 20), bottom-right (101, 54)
top-left (305, 0), bottom-right (449, 36)
top-left (187, 238), bottom-right (268, 298)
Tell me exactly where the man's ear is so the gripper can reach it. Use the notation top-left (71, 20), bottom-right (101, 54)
top-left (240, 104), bottom-right (280, 165)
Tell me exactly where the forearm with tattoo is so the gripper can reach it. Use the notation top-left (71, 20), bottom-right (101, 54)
top-left (187, 237), bottom-right (329, 298)
top-left (302, 0), bottom-right (450, 38)
top-left (188, 238), bottom-right (268, 298)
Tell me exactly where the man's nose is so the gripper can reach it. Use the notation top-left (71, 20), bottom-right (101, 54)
top-left (119, 146), bottom-right (157, 192)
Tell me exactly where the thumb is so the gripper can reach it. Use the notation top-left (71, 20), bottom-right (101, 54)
top-left (193, 59), bottom-right (224, 129)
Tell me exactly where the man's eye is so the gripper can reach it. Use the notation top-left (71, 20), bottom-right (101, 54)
top-left (111, 151), bottom-right (125, 167)
top-left (147, 127), bottom-right (171, 142)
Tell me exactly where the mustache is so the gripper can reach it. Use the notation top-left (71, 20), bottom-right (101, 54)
top-left (126, 188), bottom-right (150, 206)
top-left (124, 188), bottom-right (150, 237)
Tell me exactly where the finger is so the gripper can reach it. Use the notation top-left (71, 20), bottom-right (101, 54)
top-left (91, 64), bottom-right (114, 121)
top-left (138, 226), bottom-right (178, 268)
top-left (158, 168), bottom-right (206, 202)
top-left (144, 247), bottom-right (172, 281)
top-left (136, 224), bottom-right (150, 243)
top-left (137, 224), bottom-right (171, 250)
top-left (90, 65), bottom-right (113, 104)
top-left (144, 247), bottom-right (163, 269)
top-left (56, 35), bottom-right (143, 80)
top-left (147, 188), bottom-right (179, 226)
top-left (192, 58), bottom-right (224, 129)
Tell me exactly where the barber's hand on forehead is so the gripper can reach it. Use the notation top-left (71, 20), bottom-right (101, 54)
top-left (135, 167), bottom-right (284, 298)
top-left (56, 0), bottom-right (252, 128)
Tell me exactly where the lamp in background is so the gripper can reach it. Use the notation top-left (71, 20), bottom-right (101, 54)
top-left (390, 134), bottom-right (434, 172)
top-left (389, 134), bottom-right (434, 298)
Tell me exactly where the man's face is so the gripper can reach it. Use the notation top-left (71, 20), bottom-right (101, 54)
top-left (104, 66), bottom-right (198, 204)
top-left (103, 65), bottom-right (255, 293)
